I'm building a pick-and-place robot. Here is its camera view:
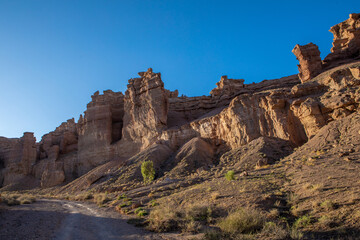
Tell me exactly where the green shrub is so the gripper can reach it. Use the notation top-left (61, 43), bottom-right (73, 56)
top-left (225, 170), bottom-right (235, 181)
top-left (141, 160), bottom-right (155, 184)
top-left (137, 210), bottom-right (148, 217)
top-left (135, 207), bottom-right (148, 216)
top-left (218, 208), bottom-right (265, 234)
top-left (119, 203), bottom-right (128, 208)
top-left (293, 215), bottom-right (312, 229)
top-left (117, 193), bottom-right (126, 200)
top-left (320, 200), bottom-right (336, 211)
top-left (135, 207), bottom-right (144, 214)
top-left (150, 199), bottom-right (159, 207)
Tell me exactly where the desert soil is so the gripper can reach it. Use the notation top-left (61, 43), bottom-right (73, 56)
top-left (0, 199), bottom-right (185, 240)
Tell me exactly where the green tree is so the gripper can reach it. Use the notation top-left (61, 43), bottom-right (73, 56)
top-left (225, 170), bottom-right (235, 181)
top-left (141, 160), bottom-right (155, 183)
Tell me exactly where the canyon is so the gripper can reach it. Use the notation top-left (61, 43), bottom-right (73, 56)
top-left (1, 12), bottom-right (360, 240)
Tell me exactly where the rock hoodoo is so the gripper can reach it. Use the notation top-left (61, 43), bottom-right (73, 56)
top-left (292, 43), bottom-right (323, 83)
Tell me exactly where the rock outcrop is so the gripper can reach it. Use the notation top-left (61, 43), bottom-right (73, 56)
top-left (210, 75), bottom-right (245, 97)
top-left (77, 90), bottom-right (124, 175)
top-left (324, 13), bottom-right (360, 64)
top-left (292, 43), bottom-right (323, 83)
top-left (122, 68), bottom-right (169, 149)
top-left (0, 132), bottom-right (36, 187)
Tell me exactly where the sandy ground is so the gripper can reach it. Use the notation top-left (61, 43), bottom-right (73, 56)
top-left (0, 199), bottom-right (187, 240)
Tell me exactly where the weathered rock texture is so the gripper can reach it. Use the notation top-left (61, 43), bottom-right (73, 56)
top-left (0, 14), bottom-right (359, 189)
top-left (324, 13), bottom-right (360, 64)
top-left (210, 75), bottom-right (245, 96)
top-left (122, 68), bottom-right (169, 148)
top-left (292, 43), bottom-right (323, 83)
top-left (0, 132), bottom-right (36, 186)
top-left (77, 90), bottom-right (124, 175)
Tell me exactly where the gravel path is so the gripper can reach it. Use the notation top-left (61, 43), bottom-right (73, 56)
top-left (0, 199), bottom-right (179, 240)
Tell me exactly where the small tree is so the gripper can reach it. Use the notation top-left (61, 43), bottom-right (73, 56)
top-left (141, 160), bottom-right (155, 183)
top-left (225, 170), bottom-right (235, 181)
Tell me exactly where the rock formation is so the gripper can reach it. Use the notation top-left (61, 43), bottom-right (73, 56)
top-left (122, 68), bottom-right (169, 148)
top-left (324, 13), bottom-right (360, 64)
top-left (0, 132), bottom-right (36, 187)
top-left (210, 75), bottom-right (245, 97)
top-left (0, 14), bottom-right (359, 189)
top-left (292, 43), bottom-right (323, 83)
top-left (77, 90), bottom-right (124, 175)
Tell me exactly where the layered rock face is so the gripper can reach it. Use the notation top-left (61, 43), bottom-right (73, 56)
top-left (77, 90), bottom-right (124, 175)
top-left (0, 132), bottom-right (36, 186)
top-left (210, 75), bottom-right (245, 96)
top-left (292, 43), bottom-right (323, 83)
top-left (122, 68), bottom-right (169, 149)
top-left (38, 118), bottom-right (78, 160)
top-left (324, 13), bottom-right (360, 64)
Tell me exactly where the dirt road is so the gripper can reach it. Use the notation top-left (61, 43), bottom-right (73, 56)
top-left (0, 199), bottom-right (182, 240)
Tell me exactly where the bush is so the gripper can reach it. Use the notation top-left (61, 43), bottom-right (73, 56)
top-left (94, 193), bottom-right (110, 206)
top-left (225, 170), bottom-right (235, 181)
top-left (259, 222), bottom-right (289, 240)
top-left (293, 215), bottom-right (312, 229)
top-left (141, 160), bottom-right (155, 184)
top-left (218, 208), bottom-right (265, 234)
top-left (320, 200), bottom-right (336, 211)
top-left (185, 204), bottom-right (213, 222)
top-left (148, 204), bottom-right (181, 232)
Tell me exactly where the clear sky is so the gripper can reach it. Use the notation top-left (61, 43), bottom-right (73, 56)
top-left (0, 0), bottom-right (358, 141)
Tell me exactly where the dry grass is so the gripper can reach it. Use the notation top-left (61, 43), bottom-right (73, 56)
top-left (320, 200), bottom-right (336, 211)
top-left (1, 194), bottom-right (36, 206)
top-left (148, 203), bottom-right (214, 233)
top-left (148, 204), bottom-right (181, 232)
top-left (210, 192), bottom-right (220, 201)
top-left (93, 193), bottom-right (111, 206)
top-left (217, 208), bottom-right (265, 235)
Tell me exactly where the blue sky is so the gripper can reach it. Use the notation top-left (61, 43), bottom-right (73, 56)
top-left (0, 0), bottom-right (358, 140)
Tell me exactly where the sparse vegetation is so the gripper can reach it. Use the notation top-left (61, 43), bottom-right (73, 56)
top-left (1, 194), bottom-right (36, 206)
top-left (218, 208), bottom-right (265, 235)
top-left (148, 204), bottom-right (181, 232)
top-left (320, 200), bottom-right (336, 211)
top-left (293, 215), bottom-right (312, 229)
top-left (94, 193), bottom-right (110, 206)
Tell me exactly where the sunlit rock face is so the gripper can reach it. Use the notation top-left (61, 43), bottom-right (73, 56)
top-left (292, 43), bottom-right (323, 83)
top-left (324, 13), bottom-right (360, 65)
top-left (122, 68), bottom-right (169, 149)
